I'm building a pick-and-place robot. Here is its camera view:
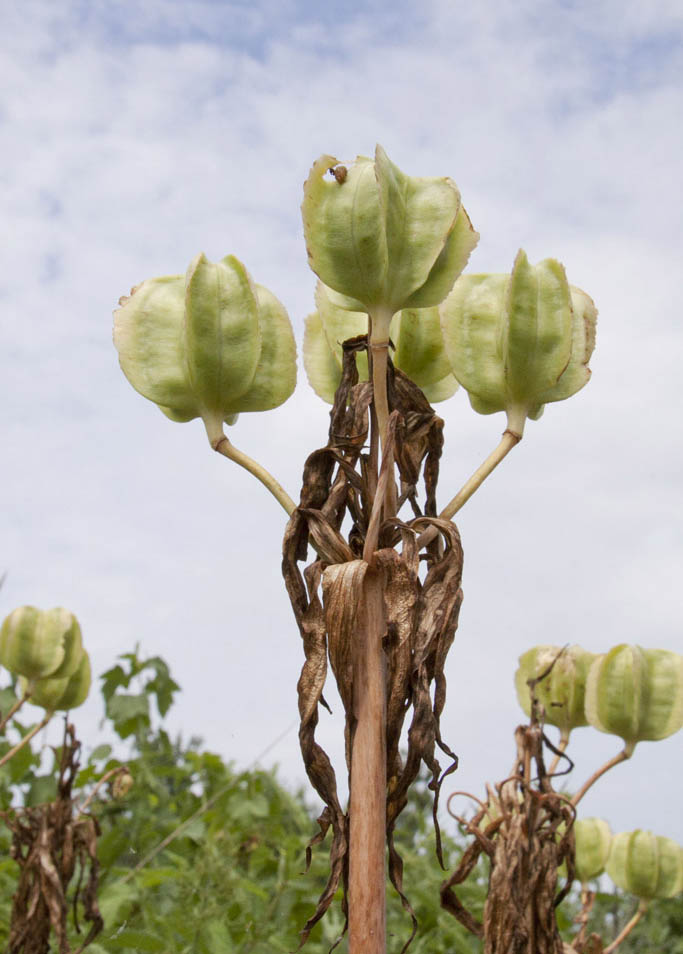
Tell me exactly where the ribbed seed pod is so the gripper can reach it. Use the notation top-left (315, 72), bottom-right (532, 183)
top-left (114, 254), bottom-right (297, 445)
top-left (585, 645), bottom-right (683, 755)
top-left (302, 146), bottom-right (478, 317)
top-left (574, 818), bottom-right (612, 884)
top-left (607, 830), bottom-right (683, 900)
top-left (440, 250), bottom-right (597, 435)
top-left (514, 645), bottom-right (597, 742)
top-left (23, 650), bottom-right (91, 712)
top-left (303, 282), bottom-right (459, 403)
top-left (0, 606), bottom-right (83, 681)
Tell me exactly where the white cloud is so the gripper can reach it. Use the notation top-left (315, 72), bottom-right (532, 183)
top-left (2, 0), bottom-right (682, 851)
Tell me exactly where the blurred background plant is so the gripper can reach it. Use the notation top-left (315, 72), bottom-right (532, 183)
top-left (1, 644), bottom-right (681, 952)
top-left (0, 646), bottom-right (489, 953)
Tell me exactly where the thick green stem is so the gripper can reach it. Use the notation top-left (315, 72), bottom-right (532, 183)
top-left (368, 307), bottom-right (393, 456)
top-left (210, 432), bottom-right (296, 516)
top-left (368, 307), bottom-right (397, 521)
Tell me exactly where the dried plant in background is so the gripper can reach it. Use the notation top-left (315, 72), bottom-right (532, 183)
top-left (2, 723), bottom-right (103, 954)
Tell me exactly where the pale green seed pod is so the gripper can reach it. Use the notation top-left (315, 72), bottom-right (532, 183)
top-left (440, 250), bottom-right (597, 435)
top-left (112, 770), bottom-right (134, 799)
top-left (585, 645), bottom-right (683, 755)
top-left (607, 830), bottom-right (683, 900)
top-left (114, 254), bottom-right (297, 444)
top-left (303, 282), bottom-right (459, 403)
top-left (301, 146), bottom-right (478, 316)
top-left (514, 645), bottom-right (597, 742)
top-left (574, 818), bottom-right (612, 884)
top-left (0, 606), bottom-right (83, 681)
top-left (22, 650), bottom-right (91, 712)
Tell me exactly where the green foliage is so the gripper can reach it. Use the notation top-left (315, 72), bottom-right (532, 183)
top-left (576, 890), bottom-right (683, 953)
top-left (2, 647), bottom-right (682, 951)
top-left (0, 649), bottom-right (488, 953)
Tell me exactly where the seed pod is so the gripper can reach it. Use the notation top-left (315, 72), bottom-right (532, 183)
top-left (514, 645), bottom-right (597, 742)
top-left (112, 770), bottom-right (134, 799)
top-left (303, 282), bottom-right (459, 403)
top-left (584, 644), bottom-right (683, 755)
top-left (440, 250), bottom-right (597, 435)
top-left (607, 830), bottom-right (683, 900)
top-left (22, 650), bottom-right (91, 712)
top-left (574, 818), bottom-right (612, 884)
top-left (0, 606), bottom-right (83, 681)
top-left (114, 254), bottom-right (297, 444)
top-left (302, 146), bottom-right (478, 315)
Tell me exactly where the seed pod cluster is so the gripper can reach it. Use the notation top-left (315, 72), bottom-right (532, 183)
top-left (585, 644), bottom-right (683, 755)
top-left (440, 250), bottom-right (597, 435)
top-left (514, 643), bottom-right (683, 754)
top-left (114, 254), bottom-right (297, 445)
top-left (607, 830), bottom-right (683, 900)
top-left (0, 606), bottom-right (91, 712)
top-left (514, 645), bottom-right (597, 742)
top-left (302, 145), bottom-right (478, 316)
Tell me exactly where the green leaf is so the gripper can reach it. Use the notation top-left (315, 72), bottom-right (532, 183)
top-left (91, 743), bottom-right (113, 762)
top-left (3, 735), bottom-right (38, 784)
top-left (106, 928), bottom-right (167, 951)
top-left (100, 665), bottom-right (129, 701)
top-left (107, 692), bottom-right (150, 738)
top-left (26, 773), bottom-right (58, 806)
top-left (0, 686), bottom-right (18, 714)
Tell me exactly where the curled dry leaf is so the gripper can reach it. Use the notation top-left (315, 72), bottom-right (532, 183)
top-left (282, 336), bottom-right (462, 949)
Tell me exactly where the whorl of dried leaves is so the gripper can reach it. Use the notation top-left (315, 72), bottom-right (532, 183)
top-left (282, 338), bottom-right (463, 949)
top-left (2, 723), bottom-right (103, 954)
top-left (441, 666), bottom-right (578, 954)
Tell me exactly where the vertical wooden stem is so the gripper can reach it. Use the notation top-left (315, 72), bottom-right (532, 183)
top-left (349, 567), bottom-right (387, 954)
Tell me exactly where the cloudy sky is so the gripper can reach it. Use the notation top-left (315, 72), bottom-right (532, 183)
top-left (2, 0), bottom-right (683, 855)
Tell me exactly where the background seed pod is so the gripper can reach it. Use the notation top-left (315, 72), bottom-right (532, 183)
top-left (0, 606), bottom-right (83, 681)
top-left (584, 644), bottom-right (683, 754)
top-left (514, 644), bottom-right (597, 741)
top-left (606, 830), bottom-right (683, 900)
top-left (22, 650), bottom-right (92, 712)
top-left (303, 282), bottom-right (458, 403)
top-left (574, 817), bottom-right (612, 884)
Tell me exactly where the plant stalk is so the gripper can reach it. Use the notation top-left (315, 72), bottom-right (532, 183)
top-left (603, 900), bottom-right (648, 954)
top-left (348, 566), bottom-right (387, 954)
top-left (0, 689), bottom-right (31, 733)
top-left (571, 748), bottom-right (630, 807)
top-left (0, 713), bottom-right (52, 768)
top-left (211, 434), bottom-right (296, 516)
top-left (368, 307), bottom-right (393, 455)
top-left (368, 307), bottom-right (397, 518)
top-left (440, 429), bottom-right (521, 521)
